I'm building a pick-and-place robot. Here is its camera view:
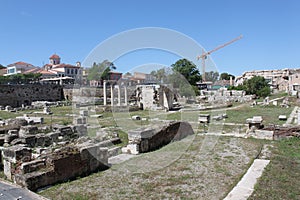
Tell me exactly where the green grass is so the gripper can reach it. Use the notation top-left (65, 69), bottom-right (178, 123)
top-left (224, 105), bottom-right (294, 125)
top-left (0, 111), bottom-right (20, 120)
top-left (249, 138), bottom-right (300, 200)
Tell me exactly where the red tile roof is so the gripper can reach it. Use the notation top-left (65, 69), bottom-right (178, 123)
top-left (7, 61), bottom-right (34, 67)
top-left (49, 54), bottom-right (60, 59)
top-left (24, 68), bottom-right (57, 75)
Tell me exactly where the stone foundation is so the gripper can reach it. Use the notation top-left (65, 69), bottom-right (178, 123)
top-left (123, 121), bottom-right (194, 154)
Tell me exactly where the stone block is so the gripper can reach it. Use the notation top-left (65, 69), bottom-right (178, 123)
top-left (108, 146), bottom-right (121, 157)
top-left (73, 125), bottom-right (88, 136)
top-left (2, 145), bottom-right (32, 163)
top-left (80, 110), bottom-right (89, 116)
top-left (19, 126), bottom-right (38, 137)
top-left (199, 114), bottom-right (210, 123)
top-left (4, 134), bottom-right (18, 143)
top-left (20, 135), bottom-right (36, 147)
top-left (46, 132), bottom-right (59, 142)
top-left (126, 121), bottom-right (194, 154)
top-left (73, 117), bottom-right (87, 125)
top-left (278, 115), bottom-right (287, 120)
top-left (21, 159), bottom-right (46, 174)
top-left (131, 115), bottom-right (141, 120)
top-left (53, 126), bottom-right (74, 136)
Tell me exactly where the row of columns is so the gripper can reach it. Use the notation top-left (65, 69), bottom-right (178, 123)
top-left (103, 80), bottom-right (128, 107)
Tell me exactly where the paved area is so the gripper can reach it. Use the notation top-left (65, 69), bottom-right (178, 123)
top-left (224, 159), bottom-right (270, 200)
top-left (0, 180), bottom-right (48, 200)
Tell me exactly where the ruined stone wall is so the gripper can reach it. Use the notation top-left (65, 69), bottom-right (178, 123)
top-left (0, 84), bottom-right (64, 107)
top-left (126, 121), bottom-right (194, 154)
top-left (64, 87), bottom-right (105, 101)
top-left (14, 145), bottom-right (109, 191)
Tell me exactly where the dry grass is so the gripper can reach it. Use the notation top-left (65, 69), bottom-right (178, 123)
top-left (39, 135), bottom-right (262, 199)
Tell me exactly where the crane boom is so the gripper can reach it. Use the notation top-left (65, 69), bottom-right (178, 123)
top-left (197, 35), bottom-right (243, 81)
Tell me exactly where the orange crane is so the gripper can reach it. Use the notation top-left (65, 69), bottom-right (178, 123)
top-left (197, 35), bottom-right (243, 82)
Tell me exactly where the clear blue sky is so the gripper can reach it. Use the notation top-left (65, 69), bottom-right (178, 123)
top-left (1, 0), bottom-right (299, 76)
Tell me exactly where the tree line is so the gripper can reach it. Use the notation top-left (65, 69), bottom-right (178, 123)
top-left (0, 73), bottom-right (42, 84)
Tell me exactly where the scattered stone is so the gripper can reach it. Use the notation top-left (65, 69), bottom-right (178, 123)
top-left (19, 126), bottom-right (38, 137)
top-left (80, 110), bottom-right (88, 117)
top-left (90, 114), bottom-right (103, 118)
top-left (199, 114), bottom-right (210, 123)
top-left (278, 115), bottom-right (287, 120)
top-left (5, 105), bottom-right (13, 112)
top-left (247, 116), bottom-right (263, 129)
top-left (131, 115), bottom-right (141, 120)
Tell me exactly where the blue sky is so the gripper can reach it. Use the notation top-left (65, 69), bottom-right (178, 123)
top-left (1, 0), bottom-right (299, 76)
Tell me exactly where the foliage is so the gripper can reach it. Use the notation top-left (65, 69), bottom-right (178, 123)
top-left (123, 72), bottom-right (132, 76)
top-left (229, 76), bottom-right (271, 98)
top-left (220, 72), bottom-right (235, 80)
top-left (171, 58), bottom-right (202, 86)
top-left (0, 64), bottom-right (6, 69)
top-left (256, 86), bottom-right (271, 98)
top-left (0, 73), bottom-right (41, 84)
top-left (150, 68), bottom-right (168, 83)
top-left (205, 71), bottom-right (219, 82)
top-left (87, 60), bottom-right (116, 81)
top-left (244, 76), bottom-right (271, 97)
top-left (228, 84), bottom-right (245, 91)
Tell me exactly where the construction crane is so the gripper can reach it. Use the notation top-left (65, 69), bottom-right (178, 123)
top-left (197, 35), bottom-right (243, 82)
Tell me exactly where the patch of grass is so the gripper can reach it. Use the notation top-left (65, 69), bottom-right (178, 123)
top-left (0, 110), bottom-right (20, 119)
top-left (249, 138), bottom-right (300, 200)
top-left (225, 104), bottom-right (294, 125)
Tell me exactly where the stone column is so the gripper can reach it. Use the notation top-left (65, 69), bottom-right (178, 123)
top-left (124, 86), bottom-right (128, 106)
top-left (110, 84), bottom-right (114, 107)
top-left (117, 85), bottom-right (121, 106)
top-left (103, 80), bottom-right (107, 106)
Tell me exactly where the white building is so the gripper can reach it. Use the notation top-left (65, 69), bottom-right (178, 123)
top-left (235, 68), bottom-right (300, 92)
top-left (43, 54), bottom-right (82, 79)
top-left (5, 61), bottom-right (37, 76)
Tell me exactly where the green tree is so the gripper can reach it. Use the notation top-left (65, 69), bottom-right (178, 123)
top-left (87, 60), bottom-right (116, 81)
top-left (150, 68), bottom-right (168, 83)
top-left (257, 86), bottom-right (271, 98)
top-left (0, 64), bottom-right (6, 69)
top-left (220, 72), bottom-right (235, 80)
top-left (244, 76), bottom-right (271, 97)
top-left (171, 59), bottom-right (201, 86)
top-left (205, 71), bottom-right (219, 82)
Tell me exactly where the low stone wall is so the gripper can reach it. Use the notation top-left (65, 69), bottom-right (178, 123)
top-left (13, 145), bottom-right (109, 191)
top-left (0, 84), bottom-right (64, 107)
top-left (123, 121), bottom-right (194, 154)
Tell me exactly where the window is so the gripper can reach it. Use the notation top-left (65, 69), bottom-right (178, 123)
top-left (8, 68), bottom-right (15, 74)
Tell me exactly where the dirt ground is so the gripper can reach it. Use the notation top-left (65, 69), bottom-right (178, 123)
top-left (40, 135), bottom-right (262, 200)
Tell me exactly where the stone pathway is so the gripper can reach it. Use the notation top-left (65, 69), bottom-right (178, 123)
top-left (284, 106), bottom-right (298, 126)
top-left (224, 159), bottom-right (270, 200)
top-left (0, 180), bottom-right (48, 200)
